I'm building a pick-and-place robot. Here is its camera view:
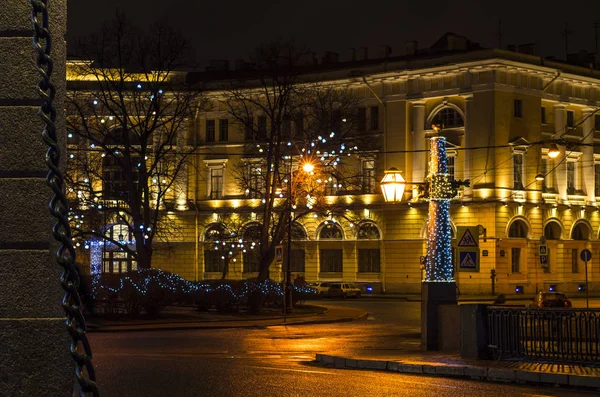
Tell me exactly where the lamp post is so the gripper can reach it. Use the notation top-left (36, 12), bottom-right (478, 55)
top-left (283, 159), bottom-right (315, 319)
top-left (381, 134), bottom-right (467, 351)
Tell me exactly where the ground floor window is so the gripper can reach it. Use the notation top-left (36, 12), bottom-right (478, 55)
top-left (243, 249), bottom-right (260, 273)
top-left (572, 249), bottom-right (579, 273)
top-left (204, 249), bottom-right (224, 273)
top-left (358, 249), bottom-right (380, 272)
top-left (320, 249), bottom-right (342, 272)
top-left (103, 251), bottom-right (137, 274)
top-left (288, 249), bottom-right (305, 272)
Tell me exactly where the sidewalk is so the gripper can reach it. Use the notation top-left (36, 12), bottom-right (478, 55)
top-left (86, 304), bottom-right (368, 332)
top-left (315, 351), bottom-right (600, 390)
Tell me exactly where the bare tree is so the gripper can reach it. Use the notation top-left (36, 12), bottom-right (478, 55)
top-left (66, 14), bottom-right (203, 270)
top-left (223, 39), bottom-right (374, 280)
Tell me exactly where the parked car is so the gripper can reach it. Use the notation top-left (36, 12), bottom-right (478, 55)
top-left (529, 292), bottom-right (572, 308)
top-left (328, 283), bottom-right (362, 299)
top-left (308, 281), bottom-right (332, 297)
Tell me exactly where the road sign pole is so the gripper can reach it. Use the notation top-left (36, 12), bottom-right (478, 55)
top-left (585, 258), bottom-right (589, 309)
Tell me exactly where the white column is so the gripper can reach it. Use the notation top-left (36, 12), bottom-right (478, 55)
top-left (582, 108), bottom-right (595, 204)
top-left (412, 101), bottom-right (426, 198)
top-left (553, 104), bottom-right (567, 202)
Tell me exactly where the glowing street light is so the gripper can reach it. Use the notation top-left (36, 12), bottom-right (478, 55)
top-left (380, 167), bottom-right (406, 203)
top-left (548, 144), bottom-right (560, 159)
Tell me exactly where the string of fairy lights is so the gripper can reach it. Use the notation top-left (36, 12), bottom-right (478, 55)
top-left (91, 268), bottom-right (317, 298)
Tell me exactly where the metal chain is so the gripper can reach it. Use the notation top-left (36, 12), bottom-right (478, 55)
top-left (30, 1), bottom-right (99, 395)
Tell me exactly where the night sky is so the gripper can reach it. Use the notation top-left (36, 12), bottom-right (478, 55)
top-left (68, 0), bottom-right (600, 68)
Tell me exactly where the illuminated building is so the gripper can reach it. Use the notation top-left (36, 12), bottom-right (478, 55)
top-left (68, 33), bottom-right (600, 295)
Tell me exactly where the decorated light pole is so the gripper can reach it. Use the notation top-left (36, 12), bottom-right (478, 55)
top-left (381, 131), bottom-right (468, 351)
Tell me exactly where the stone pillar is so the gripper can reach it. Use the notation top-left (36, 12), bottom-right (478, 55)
top-left (582, 108), bottom-right (595, 204)
top-left (0, 1), bottom-right (73, 395)
top-left (462, 95), bottom-right (474, 198)
top-left (175, 121), bottom-right (189, 210)
top-left (411, 101), bottom-right (426, 199)
top-left (553, 104), bottom-right (567, 202)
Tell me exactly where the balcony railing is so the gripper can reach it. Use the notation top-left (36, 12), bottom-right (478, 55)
top-left (487, 307), bottom-right (600, 364)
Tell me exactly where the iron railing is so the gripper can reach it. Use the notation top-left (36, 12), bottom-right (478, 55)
top-left (487, 307), bottom-right (600, 364)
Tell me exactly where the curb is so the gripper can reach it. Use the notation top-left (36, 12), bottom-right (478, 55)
top-left (315, 354), bottom-right (600, 390)
top-left (87, 310), bottom-right (368, 333)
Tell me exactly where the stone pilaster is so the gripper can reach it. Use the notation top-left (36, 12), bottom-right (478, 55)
top-left (553, 104), bottom-right (567, 202)
top-left (582, 108), bottom-right (595, 204)
top-left (411, 101), bottom-right (426, 198)
top-left (0, 1), bottom-right (73, 395)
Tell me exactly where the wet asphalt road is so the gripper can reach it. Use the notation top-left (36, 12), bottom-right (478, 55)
top-left (88, 300), bottom-right (597, 397)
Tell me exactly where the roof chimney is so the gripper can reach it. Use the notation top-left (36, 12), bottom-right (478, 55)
top-left (359, 47), bottom-right (368, 61)
top-left (406, 41), bottom-right (418, 56)
top-left (379, 45), bottom-right (392, 59)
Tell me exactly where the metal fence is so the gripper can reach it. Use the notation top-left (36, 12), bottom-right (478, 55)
top-left (487, 307), bottom-right (600, 363)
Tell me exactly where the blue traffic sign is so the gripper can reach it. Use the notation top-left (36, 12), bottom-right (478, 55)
top-left (580, 249), bottom-right (592, 262)
top-left (459, 251), bottom-right (477, 269)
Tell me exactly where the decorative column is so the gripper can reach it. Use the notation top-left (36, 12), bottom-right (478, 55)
top-left (412, 101), bottom-right (426, 199)
top-left (0, 1), bottom-right (76, 395)
top-left (421, 136), bottom-right (457, 351)
top-left (553, 104), bottom-right (567, 202)
top-left (582, 108), bottom-right (595, 204)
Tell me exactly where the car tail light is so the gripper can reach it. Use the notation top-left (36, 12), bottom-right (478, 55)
top-left (564, 301), bottom-right (571, 308)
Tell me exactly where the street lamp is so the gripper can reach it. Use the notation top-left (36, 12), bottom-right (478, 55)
top-left (284, 159), bottom-right (315, 318)
top-left (380, 167), bottom-right (406, 203)
top-left (548, 143), bottom-right (560, 159)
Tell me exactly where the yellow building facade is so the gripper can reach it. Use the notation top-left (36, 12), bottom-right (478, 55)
top-left (71, 40), bottom-right (600, 296)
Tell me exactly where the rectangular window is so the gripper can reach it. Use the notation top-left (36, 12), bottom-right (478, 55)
top-left (244, 118), bottom-right (253, 141)
top-left (572, 248), bottom-right (579, 273)
top-left (447, 156), bottom-right (455, 181)
top-left (282, 114), bottom-right (292, 140)
top-left (511, 247), bottom-right (521, 273)
top-left (257, 116), bottom-right (267, 138)
top-left (206, 120), bottom-right (215, 142)
top-left (357, 107), bottom-right (366, 132)
top-left (358, 249), bottom-right (381, 273)
top-left (320, 249), bottom-right (342, 272)
top-left (287, 249), bottom-right (306, 272)
top-left (514, 99), bottom-right (523, 118)
top-left (294, 112), bottom-right (304, 137)
top-left (204, 250), bottom-right (223, 273)
top-left (567, 161), bottom-right (576, 195)
top-left (324, 175), bottom-right (339, 195)
top-left (102, 155), bottom-right (140, 200)
top-left (595, 115), bottom-right (600, 131)
top-left (209, 168), bottom-right (223, 199)
top-left (596, 164), bottom-right (600, 197)
top-left (361, 160), bottom-right (376, 193)
top-left (247, 165), bottom-right (263, 198)
top-left (541, 107), bottom-right (547, 124)
top-left (219, 119), bottom-right (228, 141)
top-left (541, 158), bottom-right (549, 192)
top-left (243, 249), bottom-right (260, 273)
top-left (370, 106), bottom-right (379, 130)
top-left (513, 153), bottom-right (523, 190)
top-left (567, 110), bottom-right (574, 128)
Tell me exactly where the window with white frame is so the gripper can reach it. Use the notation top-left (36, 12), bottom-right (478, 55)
top-left (566, 159), bottom-right (578, 195)
top-left (541, 157), bottom-right (554, 192)
top-left (361, 159), bottom-right (376, 193)
top-left (246, 162), bottom-right (264, 199)
top-left (511, 247), bottom-right (521, 273)
top-left (513, 152), bottom-right (524, 190)
top-left (205, 160), bottom-right (227, 199)
top-left (595, 162), bottom-right (600, 197)
top-left (447, 151), bottom-right (456, 181)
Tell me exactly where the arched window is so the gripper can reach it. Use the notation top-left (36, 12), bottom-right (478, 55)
top-left (544, 221), bottom-right (562, 240)
top-left (204, 224), bottom-right (227, 273)
top-left (357, 222), bottom-right (380, 239)
top-left (243, 223), bottom-right (262, 273)
top-left (319, 222), bottom-right (343, 239)
top-left (357, 222), bottom-right (381, 273)
top-left (572, 222), bottom-right (590, 240)
top-left (102, 224), bottom-right (136, 274)
top-left (508, 220), bottom-right (528, 238)
top-left (291, 222), bottom-right (307, 240)
top-left (430, 107), bottom-right (464, 129)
